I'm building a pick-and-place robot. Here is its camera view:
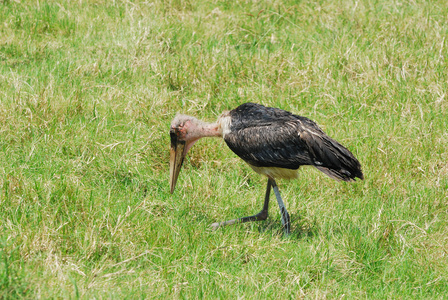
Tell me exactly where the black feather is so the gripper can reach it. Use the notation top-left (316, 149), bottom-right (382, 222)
top-left (224, 103), bottom-right (363, 181)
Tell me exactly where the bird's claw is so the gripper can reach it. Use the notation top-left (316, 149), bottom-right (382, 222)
top-left (209, 222), bottom-right (221, 231)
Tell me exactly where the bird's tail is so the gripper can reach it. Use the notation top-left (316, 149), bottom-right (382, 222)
top-left (306, 134), bottom-right (364, 182)
top-left (314, 166), bottom-right (363, 182)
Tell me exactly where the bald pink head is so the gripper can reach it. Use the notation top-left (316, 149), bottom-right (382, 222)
top-left (169, 114), bottom-right (221, 193)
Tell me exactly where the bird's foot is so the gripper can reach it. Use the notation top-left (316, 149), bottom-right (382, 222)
top-left (209, 218), bottom-right (239, 231)
top-left (209, 222), bottom-right (221, 231)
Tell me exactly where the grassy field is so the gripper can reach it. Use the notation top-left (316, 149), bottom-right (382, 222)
top-left (1, 0), bottom-right (447, 298)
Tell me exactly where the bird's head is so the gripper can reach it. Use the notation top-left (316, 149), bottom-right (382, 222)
top-left (169, 114), bottom-right (201, 194)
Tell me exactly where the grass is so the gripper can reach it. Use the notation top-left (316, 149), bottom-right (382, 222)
top-left (0, 0), bottom-right (447, 298)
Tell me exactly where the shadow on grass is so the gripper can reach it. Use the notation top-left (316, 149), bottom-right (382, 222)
top-left (248, 215), bottom-right (319, 239)
top-left (195, 209), bottom-right (319, 239)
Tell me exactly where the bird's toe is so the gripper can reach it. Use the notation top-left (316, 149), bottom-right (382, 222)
top-left (209, 222), bottom-right (221, 231)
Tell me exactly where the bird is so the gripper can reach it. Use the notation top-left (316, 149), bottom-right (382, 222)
top-left (169, 102), bottom-right (363, 235)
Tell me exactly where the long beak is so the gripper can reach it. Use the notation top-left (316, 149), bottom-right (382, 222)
top-left (170, 130), bottom-right (186, 194)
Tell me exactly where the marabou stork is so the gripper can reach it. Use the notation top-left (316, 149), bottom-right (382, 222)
top-left (170, 103), bottom-right (363, 234)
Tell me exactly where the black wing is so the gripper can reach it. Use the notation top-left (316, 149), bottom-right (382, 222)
top-left (224, 103), bottom-right (363, 181)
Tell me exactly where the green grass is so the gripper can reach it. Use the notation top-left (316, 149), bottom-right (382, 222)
top-left (0, 0), bottom-right (447, 298)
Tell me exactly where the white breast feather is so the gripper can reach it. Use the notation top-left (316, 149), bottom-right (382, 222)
top-left (217, 113), bottom-right (232, 138)
top-left (249, 165), bottom-right (299, 179)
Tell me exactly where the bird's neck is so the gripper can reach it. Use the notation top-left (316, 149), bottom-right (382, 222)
top-left (194, 121), bottom-right (222, 139)
top-left (183, 120), bottom-right (221, 154)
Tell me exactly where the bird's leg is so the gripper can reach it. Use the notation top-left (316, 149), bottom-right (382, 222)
top-left (238, 178), bottom-right (271, 223)
top-left (270, 179), bottom-right (291, 235)
top-left (209, 179), bottom-right (272, 230)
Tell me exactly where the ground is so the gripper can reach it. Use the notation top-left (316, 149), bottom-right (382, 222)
top-left (0, 0), bottom-right (447, 298)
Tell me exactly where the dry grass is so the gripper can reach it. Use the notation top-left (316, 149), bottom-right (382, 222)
top-left (0, 0), bottom-right (447, 298)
